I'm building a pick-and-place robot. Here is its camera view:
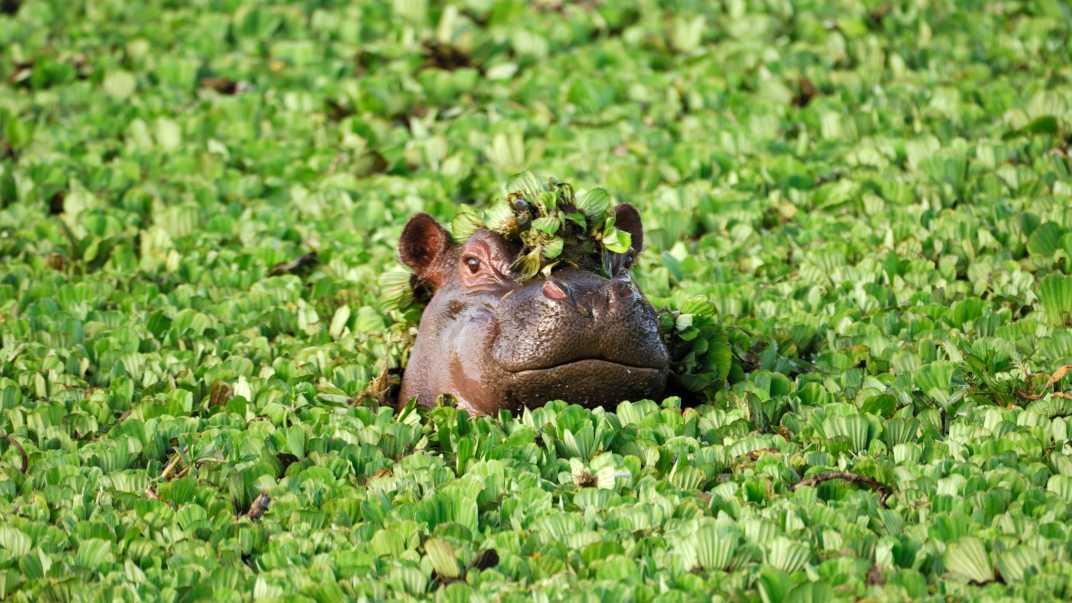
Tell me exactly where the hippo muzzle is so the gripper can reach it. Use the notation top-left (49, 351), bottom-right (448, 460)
top-left (489, 269), bottom-right (668, 409)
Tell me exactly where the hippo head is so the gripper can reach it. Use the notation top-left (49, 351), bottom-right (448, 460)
top-left (397, 204), bottom-right (669, 415)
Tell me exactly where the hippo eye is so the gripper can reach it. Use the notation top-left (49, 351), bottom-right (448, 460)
top-left (464, 257), bottom-right (481, 274)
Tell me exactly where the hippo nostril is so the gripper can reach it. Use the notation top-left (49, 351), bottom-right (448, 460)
top-left (542, 279), bottom-right (568, 301)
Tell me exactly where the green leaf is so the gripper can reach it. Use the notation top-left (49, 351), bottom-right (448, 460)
top-left (329, 304), bottom-right (351, 339)
top-left (154, 118), bottom-right (182, 150)
top-left (670, 15), bottom-right (705, 53)
top-left (669, 462), bottom-right (706, 490)
top-left (601, 226), bottom-right (632, 254)
top-left (371, 529), bottom-right (406, 557)
top-left (508, 171), bottom-right (544, 202)
top-left (758, 568), bottom-right (790, 603)
top-left (103, 70), bottom-right (137, 99)
top-left (915, 361), bottom-right (959, 407)
top-left (485, 203), bottom-right (517, 233)
top-left (945, 537), bottom-right (994, 583)
top-left (1027, 222), bottom-right (1066, 257)
top-left (821, 415), bottom-right (872, 453)
top-left (531, 216), bottom-right (561, 235)
top-left (1003, 115), bottom-right (1060, 139)
top-left (0, 527), bottom-right (31, 557)
top-left (0, 163), bottom-right (15, 203)
top-left (287, 426), bottom-right (306, 458)
top-left (514, 248), bottom-right (543, 281)
top-left (425, 538), bottom-right (460, 578)
top-left (787, 581), bottom-right (833, 603)
top-left (451, 208), bottom-right (484, 240)
top-left (768, 537), bottom-right (811, 573)
top-left (75, 539), bottom-right (114, 571)
top-left (543, 237), bottom-right (564, 259)
top-left (1039, 274), bottom-right (1072, 325)
top-left (694, 526), bottom-right (737, 571)
top-left (19, 550), bottom-right (51, 580)
top-left (564, 211), bottom-right (587, 230)
top-left (1047, 474), bottom-right (1072, 501)
top-left (995, 546), bottom-right (1041, 582)
top-left (490, 131), bottom-right (525, 172)
top-left (2, 112), bottom-right (32, 149)
top-left (1023, 114), bottom-right (1060, 135)
top-left (355, 306), bottom-right (386, 332)
top-left (576, 188), bottom-right (611, 221)
top-left (884, 418), bottom-right (919, 446)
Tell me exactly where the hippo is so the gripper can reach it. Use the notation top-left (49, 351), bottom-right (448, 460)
top-left (396, 203), bottom-right (669, 415)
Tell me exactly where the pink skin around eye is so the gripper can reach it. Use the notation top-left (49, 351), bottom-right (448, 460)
top-left (459, 242), bottom-right (508, 289)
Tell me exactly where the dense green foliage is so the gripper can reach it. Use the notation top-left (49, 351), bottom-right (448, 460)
top-left (2, 0), bottom-right (1072, 601)
top-left (450, 172), bottom-right (633, 281)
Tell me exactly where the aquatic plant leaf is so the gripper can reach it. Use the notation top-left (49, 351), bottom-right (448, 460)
top-left (769, 537), bottom-right (811, 573)
top-left (1040, 275), bottom-right (1072, 325)
top-left (425, 538), bottom-right (461, 578)
top-left (945, 538), bottom-right (994, 584)
top-left (576, 187), bottom-right (611, 221)
top-left (601, 226), bottom-right (632, 254)
top-left (695, 526), bottom-right (738, 571)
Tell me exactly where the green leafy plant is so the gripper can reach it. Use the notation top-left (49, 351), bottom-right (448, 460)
top-left (2, 0), bottom-right (1072, 601)
top-left (451, 171), bottom-right (634, 280)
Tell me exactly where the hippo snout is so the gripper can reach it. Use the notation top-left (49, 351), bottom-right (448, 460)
top-left (490, 269), bottom-right (669, 374)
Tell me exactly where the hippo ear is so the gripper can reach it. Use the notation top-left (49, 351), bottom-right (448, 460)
top-left (613, 203), bottom-right (644, 254)
top-left (399, 213), bottom-right (453, 287)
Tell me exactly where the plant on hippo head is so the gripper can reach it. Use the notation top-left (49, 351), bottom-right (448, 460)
top-left (380, 173), bottom-right (636, 310)
top-left (451, 172), bottom-right (635, 281)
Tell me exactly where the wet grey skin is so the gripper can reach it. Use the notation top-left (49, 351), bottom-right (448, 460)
top-left (397, 204), bottom-right (669, 416)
